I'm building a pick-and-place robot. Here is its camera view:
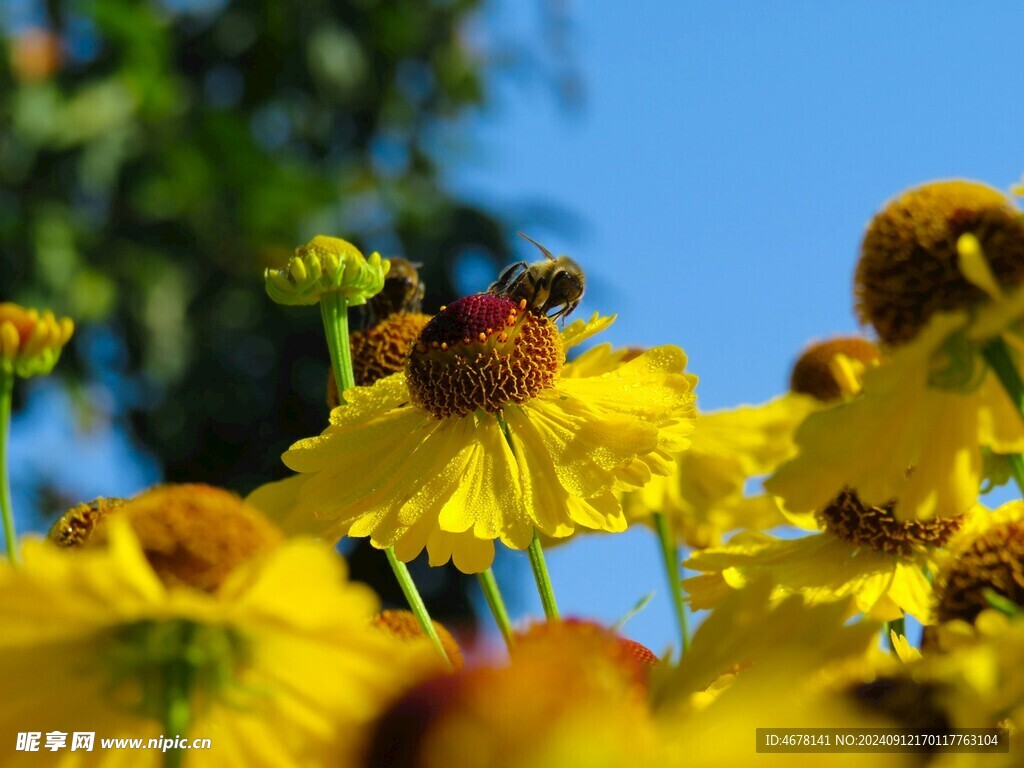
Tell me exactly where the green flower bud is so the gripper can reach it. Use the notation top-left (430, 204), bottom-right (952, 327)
top-left (264, 236), bottom-right (390, 307)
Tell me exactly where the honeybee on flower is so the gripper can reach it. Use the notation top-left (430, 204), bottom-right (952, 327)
top-left (250, 242), bottom-right (697, 573)
top-left (487, 233), bottom-right (586, 322)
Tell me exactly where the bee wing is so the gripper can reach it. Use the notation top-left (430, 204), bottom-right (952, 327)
top-left (517, 232), bottom-right (556, 262)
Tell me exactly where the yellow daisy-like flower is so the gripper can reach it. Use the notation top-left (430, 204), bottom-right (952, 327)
top-left (934, 500), bottom-right (1024, 624)
top-left (264, 235), bottom-right (389, 307)
top-left (249, 297), bottom-right (696, 573)
top-left (654, 583), bottom-right (908, 768)
top-left (0, 302), bottom-right (74, 379)
top-left (0, 522), bottom-right (441, 767)
top-left (621, 336), bottom-right (874, 549)
top-left (767, 301), bottom-right (1024, 521)
top-left (901, 611), bottom-right (1024, 765)
top-left (365, 619), bottom-right (660, 768)
top-left (768, 180), bottom-right (1024, 521)
top-left (684, 490), bottom-right (970, 623)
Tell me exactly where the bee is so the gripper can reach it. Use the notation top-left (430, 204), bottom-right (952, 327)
top-left (487, 233), bottom-right (585, 321)
top-left (367, 258), bottom-right (426, 323)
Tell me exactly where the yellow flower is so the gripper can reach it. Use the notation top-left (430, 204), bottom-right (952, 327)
top-left (934, 500), bottom-right (1024, 624)
top-left (684, 490), bottom-right (970, 623)
top-left (264, 236), bottom-right (389, 307)
top-left (653, 583), bottom-right (910, 768)
top-left (898, 611), bottom-right (1024, 765)
top-left (767, 301), bottom-right (1024, 521)
top-left (0, 302), bottom-right (74, 379)
top-left (0, 523), bottom-right (441, 767)
top-left (366, 619), bottom-right (660, 768)
top-left (768, 181), bottom-right (1024, 522)
top-left (249, 299), bottom-right (696, 573)
top-left (621, 336), bottom-right (874, 549)
top-left (84, 484), bottom-right (285, 592)
top-left (855, 179), bottom-right (1024, 347)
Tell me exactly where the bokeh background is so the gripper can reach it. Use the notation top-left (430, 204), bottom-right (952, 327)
top-left (2, 1), bottom-right (1023, 652)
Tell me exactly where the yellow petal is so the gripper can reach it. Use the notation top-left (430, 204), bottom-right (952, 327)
top-left (559, 312), bottom-right (615, 350)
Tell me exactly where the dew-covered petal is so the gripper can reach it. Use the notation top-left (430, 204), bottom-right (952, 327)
top-left (514, 396), bottom-right (658, 496)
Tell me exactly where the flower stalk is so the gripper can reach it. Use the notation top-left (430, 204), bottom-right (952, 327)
top-left (162, 661), bottom-right (190, 768)
top-left (477, 568), bottom-right (514, 651)
top-left (320, 292), bottom-right (355, 399)
top-left (527, 531), bottom-right (559, 621)
top-left (653, 512), bottom-right (689, 655)
top-left (981, 336), bottom-right (1024, 495)
top-left (384, 549), bottom-right (451, 667)
top-left (0, 371), bottom-right (16, 564)
top-left (315, 277), bottom-right (449, 667)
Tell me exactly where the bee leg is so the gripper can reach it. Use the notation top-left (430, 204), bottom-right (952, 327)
top-left (488, 261), bottom-right (529, 294)
top-left (530, 272), bottom-right (552, 311)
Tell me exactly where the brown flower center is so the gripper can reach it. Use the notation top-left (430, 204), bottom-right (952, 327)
top-left (48, 497), bottom-right (125, 547)
top-left (817, 488), bottom-right (963, 557)
top-left (935, 518), bottom-right (1024, 623)
top-left (406, 294), bottom-right (563, 419)
top-left (848, 677), bottom-right (952, 737)
top-left (855, 180), bottom-right (1024, 346)
top-left (789, 337), bottom-right (880, 402)
top-left (88, 484), bottom-right (283, 592)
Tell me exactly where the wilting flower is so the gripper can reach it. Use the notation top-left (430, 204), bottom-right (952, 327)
top-left (264, 236), bottom-right (389, 307)
top-left (249, 298), bottom-right (696, 573)
top-left (0, 521), bottom-right (441, 767)
top-left (0, 302), bottom-right (74, 379)
top-left (623, 336), bottom-right (874, 549)
top-left (684, 489), bottom-right (969, 622)
top-left (768, 180), bottom-right (1024, 521)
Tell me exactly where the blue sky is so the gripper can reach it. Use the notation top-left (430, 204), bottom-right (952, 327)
top-left (448, 2), bottom-right (1024, 651)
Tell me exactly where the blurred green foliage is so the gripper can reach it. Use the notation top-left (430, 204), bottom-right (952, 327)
top-left (0, 0), bottom-right (535, 625)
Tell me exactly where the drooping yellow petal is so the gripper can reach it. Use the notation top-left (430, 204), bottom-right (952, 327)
top-left (684, 532), bottom-right (930, 621)
top-left (766, 312), bottom-right (983, 520)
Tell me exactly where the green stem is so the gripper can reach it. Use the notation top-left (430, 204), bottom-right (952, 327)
top-left (983, 337), bottom-right (1024, 495)
top-left (0, 372), bottom-right (17, 564)
top-left (526, 531), bottom-right (559, 621)
top-left (653, 512), bottom-right (689, 655)
top-left (319, 291), bottom-right (447, 665)
top-left (385, 548), bottom-right (451, 667)
top-left (477, 568), bottom-right (515, 651)
top-left (162, 663), bottom-right (190, 768)
top-left (319, 291), bottom-right (355, 399)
